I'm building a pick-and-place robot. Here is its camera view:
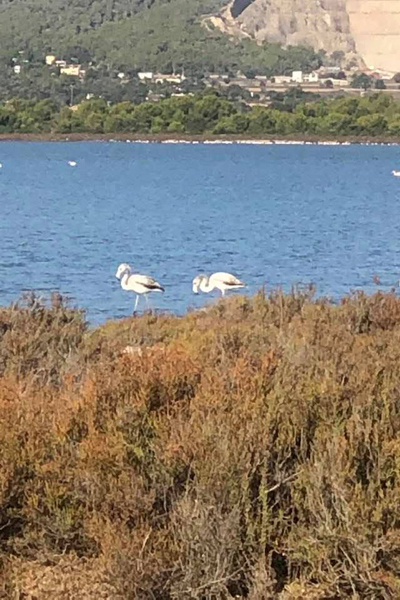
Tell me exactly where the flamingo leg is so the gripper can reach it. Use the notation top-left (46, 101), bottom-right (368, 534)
top-left (134, 294), bottom-right (139, 313)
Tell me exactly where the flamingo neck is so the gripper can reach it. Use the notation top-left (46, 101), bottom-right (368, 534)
top-left (121, 270), bottom-right (132, 289)
top-left (200, 276), bottom-right (215, 293)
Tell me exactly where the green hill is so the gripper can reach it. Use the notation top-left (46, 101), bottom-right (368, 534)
top-left (0, 0), bottom-right (323, 103)
top-left (0, 0), bottom-right (158, 62)
top-left (0, 0), bottom-right (321, 73)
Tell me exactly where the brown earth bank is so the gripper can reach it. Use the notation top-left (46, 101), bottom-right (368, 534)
top-left (1, 132), bottom-right (400, 144)
top-left (1, 288), bottom-right (400, 599)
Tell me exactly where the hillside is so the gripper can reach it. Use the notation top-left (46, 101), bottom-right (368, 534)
top-left (0, 0), bottom-right (159, 61)
top-left (0, 0), bottom-right (321, 76)
top-left (1, 0), bottom-right (399, 86)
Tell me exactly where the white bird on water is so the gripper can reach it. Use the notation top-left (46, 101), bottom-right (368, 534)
top-left (115, 263), bottom-right (165, 313)
top-left (192, 272), bottom-right (246, 297)
top-left (68, 161), bottom-right (77, 167)
top-left (392, 170), bottom-right (400, 177)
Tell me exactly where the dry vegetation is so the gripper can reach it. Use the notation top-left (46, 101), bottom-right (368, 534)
top-left (1, 288), bottom-right (400, 599)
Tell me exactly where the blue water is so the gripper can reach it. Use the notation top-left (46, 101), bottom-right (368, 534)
top-left (0, 141), bottom-right (400, 324)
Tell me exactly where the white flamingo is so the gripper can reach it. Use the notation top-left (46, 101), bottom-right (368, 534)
top-left (115, 263), bottom-right (165, 313)
top-left (192, 272), bottom-right (246, 297)
top-left (392, 170), bottom-right (400, 177)
top-left (68, 161), bottom-right (77, 167)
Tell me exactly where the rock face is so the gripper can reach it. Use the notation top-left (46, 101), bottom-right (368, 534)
top-left (348, 0), bottom-right (400, 72)
top-left (210, 0), bottom-right (400, 72)
top-left (235, 0), bottom-right (356, 54)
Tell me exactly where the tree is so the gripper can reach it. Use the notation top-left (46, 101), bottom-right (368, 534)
top-left (351, 73), bottom-right (373, 91)
top-left (388, 115), bottom-right (400, 136)
top-left (330, 50), bottom-right (345, 67)
top-left (375, 79), bottom-right (386, 90)
top-left (213, 113), bottom-right (249, 134)
top-left (316, 112), bottom-right (353, 135)
top-left (355, 114), bottom-right (387, 136)
top-left (247, 107), bottom-right (277, 134)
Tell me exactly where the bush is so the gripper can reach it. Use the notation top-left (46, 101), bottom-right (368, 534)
top-left (2, 288), bottom-right (400, 598)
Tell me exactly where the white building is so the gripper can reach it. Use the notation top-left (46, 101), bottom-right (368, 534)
top-left (304, 71), bottom-right (319, 83)
top-left (154, 73), bottom-right (185, 84)
top-left (45, 54), bottom-right (56, 66)
top-left (273, 75), bottom-right (292, 84)
top-left (292, 71), bottom-right (304, 83)
top-left (13, 65), bottom-right (21, 75)
top-left (138, 72), bottom-right (153, 81)
top-left (60, 64), bottom-right (81, 77)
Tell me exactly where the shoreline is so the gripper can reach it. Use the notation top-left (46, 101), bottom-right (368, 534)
top-left (1, 132), bottom-right (400, 145)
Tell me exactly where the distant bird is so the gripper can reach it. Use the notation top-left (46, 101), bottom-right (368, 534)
top-left (392, 170), bottom-right (400, 177)
top-left (192, 272), bottom-right (246, 297)
top-left (0, 163), bottom-right (2, 168)
top-left (115, 263), bottom-right (165, 313)
top-left (68, 161), bottom-right (77, 167)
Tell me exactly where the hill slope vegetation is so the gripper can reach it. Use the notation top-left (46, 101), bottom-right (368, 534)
top-left (0, 0), bottom-right (321, 76)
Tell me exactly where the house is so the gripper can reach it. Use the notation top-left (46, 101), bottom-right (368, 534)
top-left (318, 66), bottom-right (341, 77)
top-left (272, 75), bottom-right (292, 84)
top-left (248, 86), bottom-right (262, 94)
top-left (207, 73), bottom-right (229, 81)
top-left (228, 78), bottom-right (261, 89)
top-left (117, 72), bottom-right (125, 80)
top-left (55, 60), bottom-right (67, 68)
top-left (292, 71), bottom-right (303, 83)
top-left (154, 73), bottom-right (185, 84)
top-left (13, 65), bottom-right (21, 75)
top-left (138, 72), bottom-right (154, 81)
top-left (332, 79), bottom-right (349, 88)
top-left (374, 69), bottom-right (396, 80)
top-left (45, 54), bottom-right (56, 66)
top-left (304, 71), bottom-right (319, 83)
top-left (60, 64), bottom-right (85, 77)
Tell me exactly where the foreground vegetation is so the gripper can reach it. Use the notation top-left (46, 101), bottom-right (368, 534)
top-left (1, 288), bottom-right (400, 598)
top-left (2, 92), bottom-right (400, 138)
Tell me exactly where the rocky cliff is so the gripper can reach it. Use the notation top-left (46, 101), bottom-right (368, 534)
top-left (348, 0), bottom-right (400, 73)
top-left (208, 0), bottom-right (400, 73)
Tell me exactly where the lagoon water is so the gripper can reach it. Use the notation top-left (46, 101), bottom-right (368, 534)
top-left (1, 140), bottom-right (400, 324)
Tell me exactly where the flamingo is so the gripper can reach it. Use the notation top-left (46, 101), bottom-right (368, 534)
top-left (392, 170), bottom-right (400, 177)
top-left (192, 272), bottom-right (246, 297)
top-left (115, 263), bottom-right (165, 313)
top-left (68, 161), bottom-right (77, 167)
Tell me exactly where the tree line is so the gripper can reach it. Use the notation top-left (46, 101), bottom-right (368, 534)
top-left (1, 92), bottom-right (400, 137)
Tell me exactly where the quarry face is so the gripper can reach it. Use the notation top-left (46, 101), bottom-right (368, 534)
top-left (213, 0), bottom-right (400, 73)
